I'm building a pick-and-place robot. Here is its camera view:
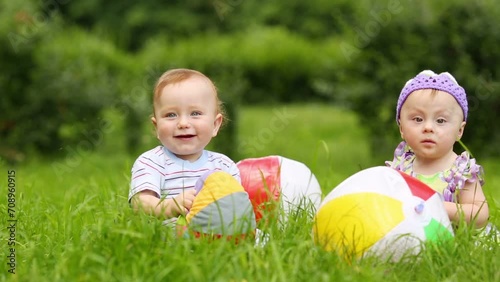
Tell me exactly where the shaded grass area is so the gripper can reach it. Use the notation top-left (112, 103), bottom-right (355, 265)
top-left (0, 104), bottom-right (498, 281)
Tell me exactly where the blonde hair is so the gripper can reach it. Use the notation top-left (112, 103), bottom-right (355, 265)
top-left (153, 68), bottom-right (225, 121)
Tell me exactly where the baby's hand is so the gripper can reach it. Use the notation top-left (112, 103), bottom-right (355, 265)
top-left (173, 189), bottom-right (197, 216)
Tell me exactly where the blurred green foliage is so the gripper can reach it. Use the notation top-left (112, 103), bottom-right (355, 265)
top-left (1, 0), bottom-right (499, 163)
top-left (333, 0), bottom-right (500, 159)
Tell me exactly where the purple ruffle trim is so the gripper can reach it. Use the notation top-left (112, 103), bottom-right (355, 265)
top-left (386, 141), bottom-right (485, 202)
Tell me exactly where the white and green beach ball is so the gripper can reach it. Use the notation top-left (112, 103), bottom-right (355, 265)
top-left (314, 166), bottom-right (454, 261)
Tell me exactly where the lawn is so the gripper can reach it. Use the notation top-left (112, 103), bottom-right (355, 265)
top-left (0, 104), bottom-right (498, 281)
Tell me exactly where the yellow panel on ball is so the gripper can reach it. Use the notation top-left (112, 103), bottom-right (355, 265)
top-left (314, 192), bottom-right (404, 258)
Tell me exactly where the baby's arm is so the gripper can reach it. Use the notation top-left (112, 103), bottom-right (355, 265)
top-left (131, 189), bottom-right (197, 219)
top-left (444, 180), bottom-right (489, 228)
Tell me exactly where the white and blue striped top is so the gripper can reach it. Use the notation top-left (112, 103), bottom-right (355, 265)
top-left (129, 146), bottom-right (240, 202)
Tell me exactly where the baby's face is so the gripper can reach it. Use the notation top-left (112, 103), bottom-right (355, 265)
top-left (398, 89), bottom-right (466, 162)
top-left (152, 76), bottom-right (222, 162)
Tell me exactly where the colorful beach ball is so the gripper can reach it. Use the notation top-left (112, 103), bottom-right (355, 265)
top-left (237, 156), bottom-right (322, 224)
top-left (181, 171), bottom-right (256, 241)
top-left (313, 166), bottom-right (454, 261)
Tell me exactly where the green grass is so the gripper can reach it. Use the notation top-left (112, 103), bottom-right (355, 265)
top-left (0, 104), bottom-right (499, 281)
top-left (235, 103), bottom-right (377, 191)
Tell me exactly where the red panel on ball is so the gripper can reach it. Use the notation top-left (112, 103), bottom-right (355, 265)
top-left (237, 156), bottom-right (281, 222)
top-left (397, 170), bottom-right (435, 201)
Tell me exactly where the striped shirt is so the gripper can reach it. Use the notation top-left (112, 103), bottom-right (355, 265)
top-left (129, 146), bottom-right (240, 202)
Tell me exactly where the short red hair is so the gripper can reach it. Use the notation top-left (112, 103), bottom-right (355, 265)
top-left (153, 69), bottom-right (224, 118)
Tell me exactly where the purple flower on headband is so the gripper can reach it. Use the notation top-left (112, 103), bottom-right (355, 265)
top-left (396, 70), bottom-right (468, 124)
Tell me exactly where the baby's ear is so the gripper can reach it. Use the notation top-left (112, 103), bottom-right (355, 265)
top-left (212, 113), bottom-right (223, 137)
top-left (151, 116), bottom-right (159, 138)
top-left (457, 121), bottom-right (466, 140)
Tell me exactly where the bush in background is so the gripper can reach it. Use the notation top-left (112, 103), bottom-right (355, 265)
top-left (3, 0), bottom-right (500, 163)
top-left (0, 5), bottom-right (137, 162)
top-left (334, 0), bottom-right (500, 160)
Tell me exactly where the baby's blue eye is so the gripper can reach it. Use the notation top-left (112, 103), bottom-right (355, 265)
top-left (166, 113), bottom-right (176, 118)
top-left (191, 111), bottom-right (202, 116)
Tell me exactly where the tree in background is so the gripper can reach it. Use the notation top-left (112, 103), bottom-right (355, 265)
top-left (334, 0), bottom-right (500, 159)
top-left (2, 0), bottom-right (499, 163)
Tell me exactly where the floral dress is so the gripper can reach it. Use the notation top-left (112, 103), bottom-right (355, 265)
top-left (385, 141), bottom-right (485, 203)
top-left (386, 141), bottom-right (498, 242)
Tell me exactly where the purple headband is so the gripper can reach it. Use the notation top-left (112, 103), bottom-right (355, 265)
top-left (396, 70), bottom-right (468, 124)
